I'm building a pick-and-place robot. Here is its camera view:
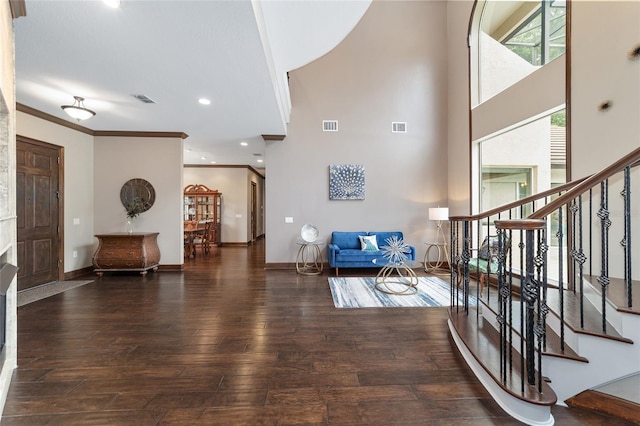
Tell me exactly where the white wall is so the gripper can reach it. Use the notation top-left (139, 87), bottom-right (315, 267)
top-left (266, 0), bottom-right (449, 264)
top-left (183, 166), bottom-right (264, 244)
top-left (16, 113), bottom-right (95, 272)
top-left (94, 136), bottom-right (184, 265)
top-left (0, 1), bottom-right (17, 416)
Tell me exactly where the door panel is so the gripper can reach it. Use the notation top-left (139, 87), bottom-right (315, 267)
top-left (16, 137), bottom-right (61, 291)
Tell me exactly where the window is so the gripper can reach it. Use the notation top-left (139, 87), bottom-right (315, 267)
top-left (477, 0), bottom-right (566, 104)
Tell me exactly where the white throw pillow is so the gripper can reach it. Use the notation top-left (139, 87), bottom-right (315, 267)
top-left (358, 235), bottom-right (379, 251)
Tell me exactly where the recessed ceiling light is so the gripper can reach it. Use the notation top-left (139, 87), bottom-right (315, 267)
top-left (201, 156), bottom-right (207, 160)
top-left (198, 98), bottom-right (211, 105)
top-left (210, 161), bottom-right (216, 164)
top-left (103, 0), bottom-right (121, 8)
top-left (184, 148), bottom-right (191, 152)
top-left (240, 142), bottom-right (248, 146)
top-left (257, 159), bottom-right (264, 163)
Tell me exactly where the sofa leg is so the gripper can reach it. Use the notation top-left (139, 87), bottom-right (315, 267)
top-left (335, 267), bottom-right (339, 277)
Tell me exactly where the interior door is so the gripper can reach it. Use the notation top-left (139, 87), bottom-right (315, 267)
top-left (16, 136), bottom-right (62, 290)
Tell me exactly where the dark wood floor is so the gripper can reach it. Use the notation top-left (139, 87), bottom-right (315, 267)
top-left (2, 239), bottom-right (633, 425)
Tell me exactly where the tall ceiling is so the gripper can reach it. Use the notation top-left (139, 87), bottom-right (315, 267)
top-left (14, 0), bottom-right (371, 169)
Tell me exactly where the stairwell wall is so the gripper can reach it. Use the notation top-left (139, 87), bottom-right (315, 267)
top-left (265, 0), bottom-right (449, 264)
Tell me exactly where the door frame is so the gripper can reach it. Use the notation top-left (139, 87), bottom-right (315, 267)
top-left (250, 181), bottom-right (257, 243)
top-left (17, 135), bottom-right (65, 283)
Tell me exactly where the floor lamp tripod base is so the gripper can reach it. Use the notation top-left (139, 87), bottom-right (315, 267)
top-left (424, 221), bottom-right (450, 274)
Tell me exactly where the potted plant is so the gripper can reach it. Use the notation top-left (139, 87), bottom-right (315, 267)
top-left (125, 197), bottom-right (144, 234)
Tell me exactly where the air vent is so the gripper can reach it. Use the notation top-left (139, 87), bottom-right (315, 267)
top-left (253, 153), bottom-right (262, 157)
top-left (323, 120), bottom-right (338, 132)
top-left (131, 94), bottom-right (156, 104)
top-left (392, 122), bottom-right (407, 133)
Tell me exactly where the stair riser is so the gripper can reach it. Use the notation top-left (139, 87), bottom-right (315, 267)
top-left (543, 330), bottom-right (639, 403)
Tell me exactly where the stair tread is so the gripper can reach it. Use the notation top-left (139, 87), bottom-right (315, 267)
top-left (478, 290), bottom-right (588, 362)
top-left (479, 281), bottom-right (633, 344)
top-left (593, 372), bottom-right (640, 404)
top-left (566, 389), bottom-right (640, 424)
top-left (584, 274), bottom-right (640, 315)
top-left (449, 306), bottom-right (557, 405)
top-left (545, 284), bottom-right (633, 343)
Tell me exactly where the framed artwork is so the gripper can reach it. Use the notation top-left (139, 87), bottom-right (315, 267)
top-left (329, 164), bottom-right (365, 200)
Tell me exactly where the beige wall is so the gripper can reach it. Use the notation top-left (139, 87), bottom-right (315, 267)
top-left (571, 1), bottom-right (640, 178)
top-left (183, 166), bottom-right (265, 244)
top-left (94, 136), bottom-right (184, 265)
top-left (266, 0), bottom-right (449, 264)
top-left (0, 1), bottom-right (17, 415)
top-left (16, 112), bottom-right (95, 271)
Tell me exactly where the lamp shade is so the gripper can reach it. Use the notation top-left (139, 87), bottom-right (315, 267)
top-left (61, 96), bottom-right (96, 121)
top-left (429, 207), bottom-right (449, 221)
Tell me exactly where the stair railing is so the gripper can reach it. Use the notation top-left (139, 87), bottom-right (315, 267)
top-left (449, 145), bottom-right (640, 402)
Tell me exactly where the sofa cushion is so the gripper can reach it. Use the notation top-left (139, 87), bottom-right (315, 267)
top-left (368, 231), bottom-right (404, 248)
top-left (331, 231), bottom-right (367, 250)
top-left (358, 235), bottom-right (379, 251)
top-left (336, 249), bottom-right (383, 263)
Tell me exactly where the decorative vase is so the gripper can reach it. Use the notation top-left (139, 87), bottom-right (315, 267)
top-left (127, 219), bottom-right (134, 234)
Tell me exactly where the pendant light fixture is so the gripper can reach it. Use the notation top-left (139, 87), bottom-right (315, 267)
top-left (61, 96), bottom-right (96, 121)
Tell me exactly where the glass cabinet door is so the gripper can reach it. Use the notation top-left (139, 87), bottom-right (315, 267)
top-left (184, 196), bottom-right (196, 221)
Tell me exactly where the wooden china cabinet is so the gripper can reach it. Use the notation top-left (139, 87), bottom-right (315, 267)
top-left (183, 184), bottom-right (222, 246)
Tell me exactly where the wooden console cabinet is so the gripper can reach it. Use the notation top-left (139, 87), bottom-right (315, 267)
top-left (93, 232), bottom-right (160, 276)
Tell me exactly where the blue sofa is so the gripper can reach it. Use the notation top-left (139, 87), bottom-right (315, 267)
top-left (328, 231), bottom-right (416, 276)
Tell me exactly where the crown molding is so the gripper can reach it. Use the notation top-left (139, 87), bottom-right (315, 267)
top-left (94, 131), bottom-right (189, 139)
top-left (17, 103), bottom-right (94, 135)
top-left (184, 163), bottom-right (265, 178)
top-left (261, 134), bottom-right (286, 141)
top-left (17, 103), bottom-right (188, 139)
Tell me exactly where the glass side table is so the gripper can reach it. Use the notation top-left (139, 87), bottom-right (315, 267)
top-left (424, 242), bottom-right (450, 273)
top-left (296, 240), bottom-right (324, 275)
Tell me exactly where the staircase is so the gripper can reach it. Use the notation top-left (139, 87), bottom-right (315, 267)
top-left (448, 147), bottom-right (640, 425)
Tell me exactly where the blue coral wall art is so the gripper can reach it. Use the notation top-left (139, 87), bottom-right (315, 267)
top-left (329, 164), bottom-right (365, 200)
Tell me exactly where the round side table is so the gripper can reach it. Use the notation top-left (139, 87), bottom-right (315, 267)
top-left (296, 241), bottom-right (324, 275)
top-left (424, 242), bottom-right (450, 273)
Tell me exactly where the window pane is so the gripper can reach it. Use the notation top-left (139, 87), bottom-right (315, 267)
top-left (478, 1), bottom-right (566, 103)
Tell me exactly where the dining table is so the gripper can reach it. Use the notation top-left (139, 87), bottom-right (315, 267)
top-left (184, 222), bottom-right (206, 258)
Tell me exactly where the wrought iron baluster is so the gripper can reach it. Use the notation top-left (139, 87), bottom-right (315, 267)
top-left (535, 228), bottom-right (549, 392)
top-left (589, 188), bottom-right (593, 278)
top-left (597, 180), bottom-right (611, 333)
top-left (519, 228), bottom-right (525, 393)
top-left (623, 166), bottom-right (632, 308)
top-left (497, 229), bottom-right (508, 382)
top-left (557, 205), bottom-right (565, 351)
top-left (462, 220), bottom-right (471, 313)
top-left (523, 229), bottom-right (538, 387)
top-left (450, 221), bottom-right (456, 308)
top-left (578, 196), bottom-right (586, 329)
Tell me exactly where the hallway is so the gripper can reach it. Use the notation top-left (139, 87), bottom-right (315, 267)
top-left (2, 239), bottom-right (631, 424)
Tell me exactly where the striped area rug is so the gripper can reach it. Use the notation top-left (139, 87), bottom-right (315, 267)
top-left (328, 276), bottom-right (457, 308)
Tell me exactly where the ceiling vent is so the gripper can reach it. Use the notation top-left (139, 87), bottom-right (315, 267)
top-left (131, 94), bottom-right (156, 104)
top-left (253, 153), bottom-right (262, 157)
top-left (323, 120), bottom-right (338, 132)
top-left (392, 122), bottom-right (407, 133)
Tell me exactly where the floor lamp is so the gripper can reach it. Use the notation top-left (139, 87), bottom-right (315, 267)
top-left (424, 207), bottom-right (450, 273)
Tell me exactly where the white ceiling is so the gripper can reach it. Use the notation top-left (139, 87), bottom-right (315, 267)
top-left (14, 0), bottom-right (371, 169)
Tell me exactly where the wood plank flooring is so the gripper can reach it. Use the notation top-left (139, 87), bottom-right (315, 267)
top-left (2, 239), bottom-right (634, 425)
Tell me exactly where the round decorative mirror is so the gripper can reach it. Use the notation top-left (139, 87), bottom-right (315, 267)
top-left (120, 178), bottom-right (156, 212)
